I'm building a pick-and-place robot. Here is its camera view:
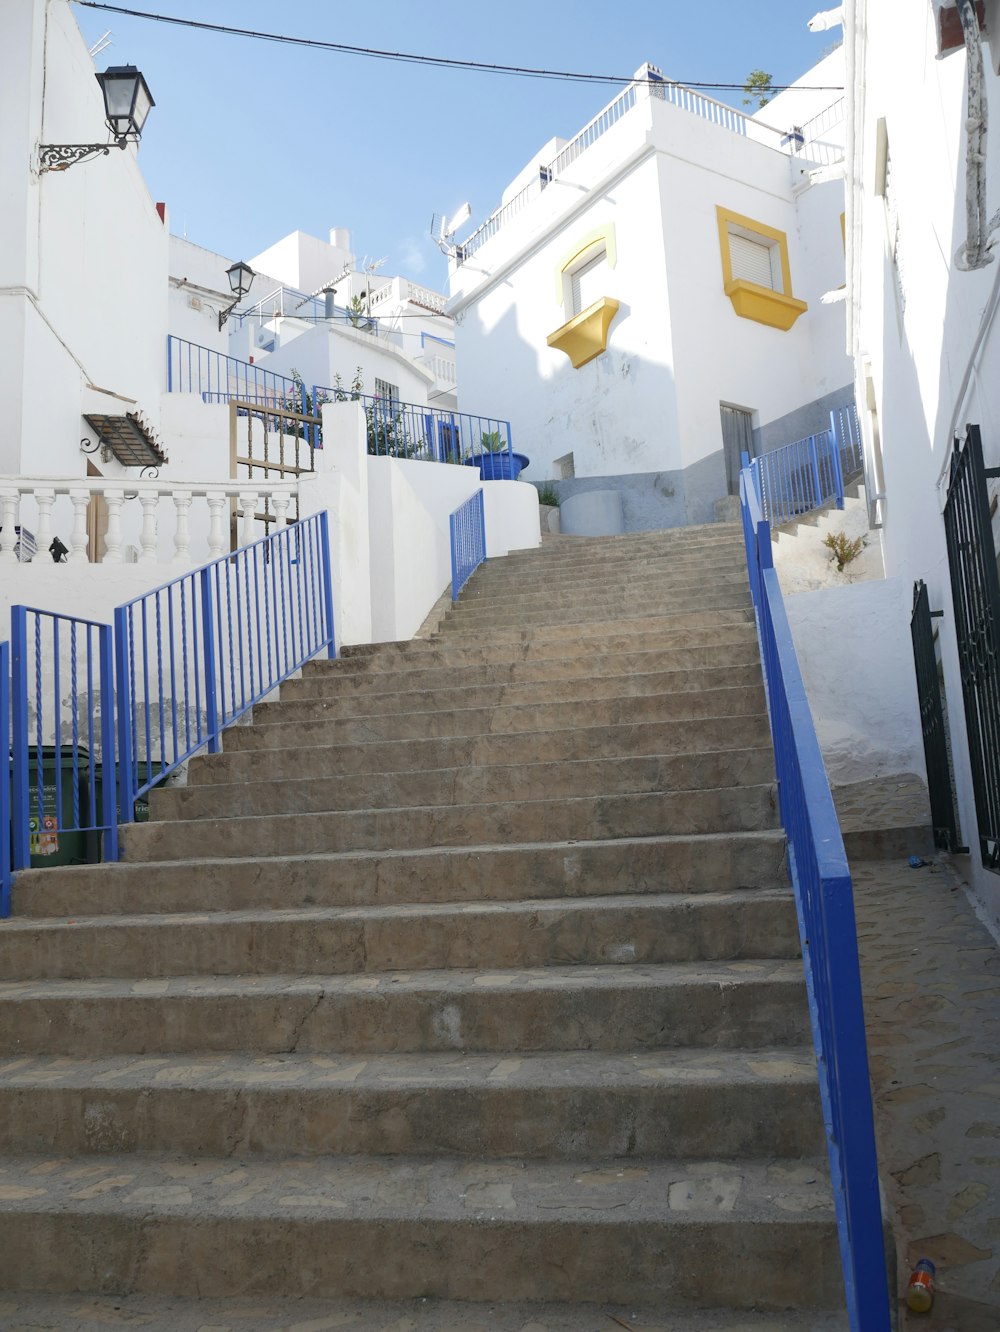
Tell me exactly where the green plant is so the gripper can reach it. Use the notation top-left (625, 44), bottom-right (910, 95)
top-left (480, 430), bottom-right (504, 453)
top-left (536, 483), bottom-right (560, 507)
top-left (824, 530), bottom-right (865, 572)
top-left (742, 69), bottom-right (774, 109)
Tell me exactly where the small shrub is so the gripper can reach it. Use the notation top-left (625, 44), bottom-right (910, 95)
top-left (536, 483), bottom-right (560, 507)
top-left (824, 529), bottom-right (865, 572)
top-left (481, 430), bottom-right (504, 453)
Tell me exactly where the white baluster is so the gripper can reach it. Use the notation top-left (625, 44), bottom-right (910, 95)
top-left (34, 488), bottom-right (55, 562)
top-left (102, 488), bottom-right (125, 564)
top-left (238, 490), bottom-right (258, 548)
top-left (206, 490), bottom-right (227, 558)
top-left (0, 490), bottom-right (19, 563)
top-left (138, 492), bottom-right (159, 563)
top-left (271, 490), bottom-right (290, 530)
top-left (68, 487), bottom-right (90, 564)
top-left (172, 490), bottom-right (193, 565)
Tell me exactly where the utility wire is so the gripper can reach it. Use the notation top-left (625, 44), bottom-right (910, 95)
top-left (73, 2), bottom-right (844, 93)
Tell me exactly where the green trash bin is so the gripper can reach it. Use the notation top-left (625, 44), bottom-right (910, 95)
top-left (23, 745), bottom-right (99, 868)
top-left (93, 762), bottom-right (151, 838)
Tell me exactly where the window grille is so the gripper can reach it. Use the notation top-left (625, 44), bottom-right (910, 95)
top-left (374, 377), bottom-right (399, 403)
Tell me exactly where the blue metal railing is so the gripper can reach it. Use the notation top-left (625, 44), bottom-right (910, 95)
top-left (752, 404), bottom-right (864, 528)
top-left (314, 385), bottom-right (513, 467)
top-left (1, 641), bottom-right (10, 917)
top-left (740, 456), bottom-right (890, 1332)
top-left (168, 335), bottom-right (304, 410)
top-left (10, 607), bottom-right (118, 875)
top-left (450, 490), bottom-right (487, 599)
top-left (115, 512), bottom-right (336, 807)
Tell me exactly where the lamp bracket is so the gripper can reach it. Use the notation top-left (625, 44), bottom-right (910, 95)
top-left (38, 139), bottom-right (128, 173)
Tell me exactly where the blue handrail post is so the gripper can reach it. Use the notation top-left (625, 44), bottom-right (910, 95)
top-left (113, 605), bottom-right (135, 839)
top-left (829, 425), bottom-right (846, 510)
top-left (477, 488), bottom-right (487, 563)
top-left (311, 384), bottom-right (321, 451)
top-left (98, 623), bottom-right (119, 862)
top-left (318, 509), bottom-right (338, 660)
top-left (808, 433), bottom-right (824, 510)
top-left (0, 640), bottom-right (11, 917)
top-left (166, 334), bottom-right (174, 392)
top-left (10, 606), bottom-right (30, 871)
top-left (199, 566), bottom-right (221, 753)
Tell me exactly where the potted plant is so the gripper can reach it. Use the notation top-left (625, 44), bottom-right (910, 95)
top-left (465, 430), bottom-right (530, 481)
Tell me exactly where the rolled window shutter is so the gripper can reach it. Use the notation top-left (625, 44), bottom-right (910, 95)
top-left (570, 251), bottom-right (607, 314)
top-left (729, 234), bottom-right (775, 289)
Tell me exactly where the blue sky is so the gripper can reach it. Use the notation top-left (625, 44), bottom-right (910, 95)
top-left (72, 1), bottom-right (838, 287)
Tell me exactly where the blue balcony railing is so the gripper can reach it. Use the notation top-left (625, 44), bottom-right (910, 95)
top-left (0, 640), bottom-right (10, 918)
top-left (740, 454), bottom-right (890, 1332)
top-left (752, 404), bottom-right (864, 528)
top-left (166, 337), bottom-right (514, 468)
top-left (449, 489), bottom-right (487, 599)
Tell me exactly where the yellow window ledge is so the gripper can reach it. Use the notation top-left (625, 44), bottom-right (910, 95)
top-left (546, 297), bottom-right (621, 368)
top-left (724, 279), bottom-right (808, 331)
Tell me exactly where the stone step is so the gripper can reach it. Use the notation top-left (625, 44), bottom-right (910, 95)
top-left (0, 1292), bottom-right (852, 1330)
top-left (193, 715), bottom-right (773, 783)
top-left (0, 960), bottom-right (809, 1056)
top-left (433, 607), bottom-right (755, 644)
top-left (247, 681), bottom-right (766, 735)
top-left (11, 830), bottom-right (789, 918)
top-left (326, 622), bottom-right (759, 672)
top-left (0, 1152), bottom-right (840, 1307)
top-left (261, 663), bottom-right (766, 723)
top-left (164, 747), bottom-right (775, 814)
top-left (225, 687), bottom-right (768, 751)
top-left (464, 562), bottom-right (751, 600)
top-left (122, 785), bottom-right (779, 861)
top-left (280, 648), bottom-right (765, 698)
top-left (443, 589), bottom-right (752, 627)
top-left (2, 890), bottom-right (798, 981)
top-left (0, 1046), bottom-right (821, 1160)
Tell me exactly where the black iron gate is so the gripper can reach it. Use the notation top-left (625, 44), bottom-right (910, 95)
top-left (943, 424), bottom-right (1000, 870)
top-left (910, 580), bottom-right (962, 851)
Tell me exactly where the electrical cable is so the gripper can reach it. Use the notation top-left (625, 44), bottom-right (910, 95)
top-left (73, 2), bottom-right (844, 93)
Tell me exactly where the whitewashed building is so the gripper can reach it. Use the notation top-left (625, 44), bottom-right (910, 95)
top-left (843, 0), bottom-right (1000, 924)
top-left (446, 53), bottom-right (854, 532)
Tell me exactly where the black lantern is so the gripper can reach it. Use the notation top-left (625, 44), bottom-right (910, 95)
top-left (38, 64), bottom-right (154, 173)
top-left (96, 65), bottom-right (155, 141)
top-left (219, 262), bottom-right (256, 330)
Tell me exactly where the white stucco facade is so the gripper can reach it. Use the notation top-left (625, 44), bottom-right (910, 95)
top-left (846, 0), bottom-right (1000, 923)
top-left (446, 54), bottom-right (854, 529)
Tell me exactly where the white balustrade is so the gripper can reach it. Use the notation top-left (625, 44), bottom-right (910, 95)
top-left (0, 476), bottom-right (303, 570)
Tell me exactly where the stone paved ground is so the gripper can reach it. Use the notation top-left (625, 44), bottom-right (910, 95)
top-left (846, 777), bottom-right (1000, 1329)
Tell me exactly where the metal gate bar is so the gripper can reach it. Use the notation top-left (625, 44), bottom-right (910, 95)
top-left (910, 580), bottom-right (963, 852)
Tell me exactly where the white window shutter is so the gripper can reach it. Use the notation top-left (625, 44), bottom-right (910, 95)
top-left (729, 233), bottom-right (776, 290)
top-left (570, 251), bottom-right (607, 314)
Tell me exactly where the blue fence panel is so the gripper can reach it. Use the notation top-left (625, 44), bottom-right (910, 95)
top-left (115, 512), bottom-right (336, 808)
top-left (313, 385), bottom-right (513, 467)
top-left (168, 335), bottom-right (305, 412)
top-left (10, 607), bottom-right (118, 873)
top-left (0, 641), bottom-right (10, 917)
top-left (450, 490), bottom-right (487, 600)
top-left (832, 402), bottom-right (864, 482)
top-left (739, 462), bottom-right (890, 1332)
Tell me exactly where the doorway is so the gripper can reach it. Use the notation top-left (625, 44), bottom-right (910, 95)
top-left (719, 404), bottom-right (755, 496)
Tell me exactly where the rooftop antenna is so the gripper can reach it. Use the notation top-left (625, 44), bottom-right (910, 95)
top-left (431, 202), bottom-right (472, 256)
top-left (88, 29), bottom-right (113, 57)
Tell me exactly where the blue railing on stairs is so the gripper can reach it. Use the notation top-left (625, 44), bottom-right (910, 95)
top-left (449, 490), bottom-right (487, 599)
top-left (1, 512), bottom-right (337, 916)
top-left (115, 511), bottom-right (336, 810)
top-left (740, 454), bottom-right (890, 1332)
top-left (752, 404), bottom-right (863, 527)
top-left (9, 607), bottom-right (119, 878)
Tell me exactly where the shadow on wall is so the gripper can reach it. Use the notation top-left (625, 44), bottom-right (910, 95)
top-left (466, 300), bottom-right (732, 533)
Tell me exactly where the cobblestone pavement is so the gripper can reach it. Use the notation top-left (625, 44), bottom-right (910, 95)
top-left (848, 773), bottom-right (1000, 1329)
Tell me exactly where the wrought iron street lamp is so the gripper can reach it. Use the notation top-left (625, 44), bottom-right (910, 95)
top-left (219, 262), bottom-right (256, 330)
top-left (38, 65), bottom-right (155, 174)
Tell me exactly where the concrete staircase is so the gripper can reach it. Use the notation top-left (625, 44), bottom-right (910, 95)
top-left (0, 523), bottom-right (846, 1327)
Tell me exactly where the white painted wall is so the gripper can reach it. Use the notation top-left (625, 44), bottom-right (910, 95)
top-left (0, 0), bottom-right (168, 478)
top-left (252, 323), bottom-right (435, 407)
top-left (785, 576), bottom-right (926, 785)
top-left (848, 0), bottom-right (1000, 924)
top-left (447, 57), bottom-right (852, 510)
